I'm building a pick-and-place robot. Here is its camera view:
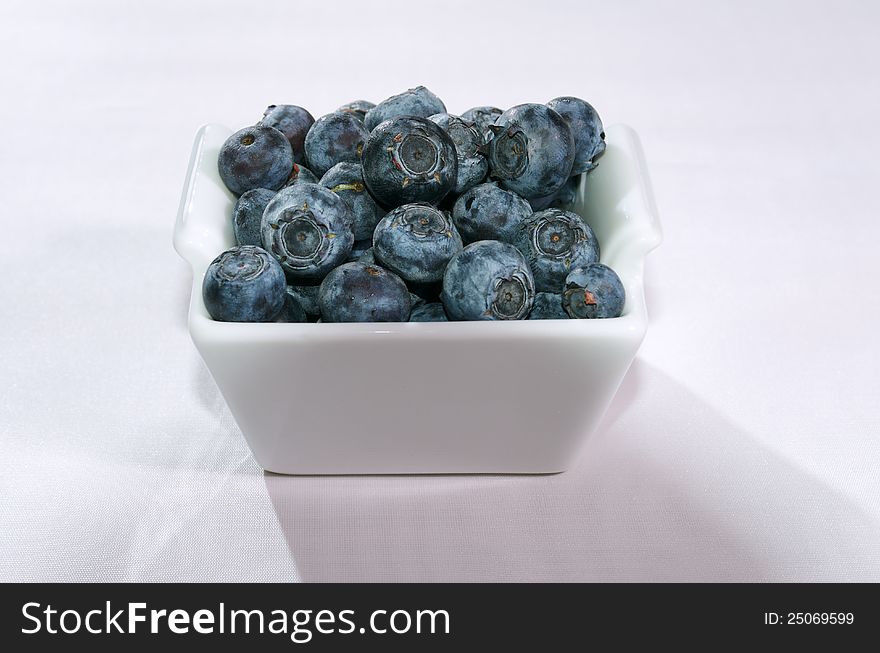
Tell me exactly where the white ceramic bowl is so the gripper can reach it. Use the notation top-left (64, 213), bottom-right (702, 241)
top-left (174, 123), bottom-right (661, 474)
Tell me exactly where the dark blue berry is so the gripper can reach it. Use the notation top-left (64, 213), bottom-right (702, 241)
top-left (452, 182), bottom-right (532, 244)
top-left (336, 100), bottom-right (375, 122)
top-left (260, 104), bottom-right (315, 165)
top-left (461, 106), bottom-right (503, 142)
top-left (347, 238), bottom-right (373, 262)
top-left (428, 113), bottom-right (488, 193)
top-left (274, 292), bottom-right (308, 323)
top-left (486, 103), bottom-right (574, 199)
top-left (514, 208), bottom-right (599, 292)
top-left (261, 183), bottom-right (354, 282)
top-left (528, 292), bottom-right (569, 319)
top-left (202, 246), bottom-right (286, 322)
top-left (364, 86), bottom-right (446, 132)
top-left (303, 112), bottom-right (369, 177)
top-left (410, 302), bottom-right (448, 322)
top-left (284, 162), bottom-right (319, 187)
top-left (441, 240), bottom-right (535, 320)
top-left (362, 116), bottom-right (458, 209)
top-left (218, 125), bottom-right (293, 196)
top-left (527, 174), bottom-right (580, 211)
top-left (562, 263), bottom-right (625, 318)
top-left (552, 174), bottom-right (581, 209)
top-left (546, 97), bottom-right (605, 174)
top-left (319, 162), bottom-right (386, 241)
top-left (233, 188), bottom-right (275, 247)
top-left (285, 284), bottom-right (321, 316)
top-left (319, 262), bottom-right (411, 322)
top-left (373, 203), bottom-right (462, 283)
top-left (357, 247), bottom-right (376, 265)
top-left (527, 191), bottom-right (556, 211)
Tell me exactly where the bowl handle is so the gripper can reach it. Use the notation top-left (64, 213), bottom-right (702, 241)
top-left (173, 125), bottom-right (208, 266)
top-left (173, 124), bottom-right (238, 270)
top-left (622, 125), bottom-right (663, 254)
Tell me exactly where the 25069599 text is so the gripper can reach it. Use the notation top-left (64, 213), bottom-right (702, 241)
top-left (764, 612), bottom-right (854, 625)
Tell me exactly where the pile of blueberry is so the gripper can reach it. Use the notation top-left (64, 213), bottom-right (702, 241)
top-left (204, 86), bottom-right (625, 323)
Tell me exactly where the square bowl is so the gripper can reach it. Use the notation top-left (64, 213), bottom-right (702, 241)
top-left (174, 123), bottom-right (661, 474)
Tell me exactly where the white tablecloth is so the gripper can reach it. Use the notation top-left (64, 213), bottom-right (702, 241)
top-left (2, 0), bottom-right (879, 582)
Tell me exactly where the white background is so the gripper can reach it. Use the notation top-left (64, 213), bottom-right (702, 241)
top-left (2, 0), bottom-right (879, 581)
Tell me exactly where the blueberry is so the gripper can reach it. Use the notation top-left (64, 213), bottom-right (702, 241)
top-left (336, 100), bottom-right (375, 122)
top-left (527, 174), bottom-right (580, 211)
top-left (319, 262), bottom-right (411, 322)
top-left (362, 116), bottom-right (458, 208)
top-left (218, 125), bottom-right (293, 195)
top-left (284, 162), bottom-right (319, 187)
top-left (410, 302), bottom-right (448, 322)
top-left (357, 246), bottom-right (376, 265)
top-left (441, 240), bottom-right (535, 321)
top-left (562, 263), bottom-right (625, 318)
top-left (485, 103), bottom-right (574, 199)
top-left (261, 182), bottom-right (354, 282)
top-left (373, 203), bottom-right (463, 283)
top-left (364, 85), bottom-right (446, 132)
top-left (260, 104), bottom-right (315, 165)
top-left (514, 208), bottom-right (599, 292)
top-left (347, 238), bottom-right (373, 262)
top-left (452, 182), bottom-right (532, 244)
top-left (546, 96), bottom-right (605, 174)
top-left (274, 292), bottom-right (308, 323)
top-left (526, 191), bottom-right (557, 211)
top-left (460, 106), bottom-right (503, 141)
top-left (319, 162), bottom-right (386, 241)
top-left (528, 292), bottom-right (569, 320)
top-left (202, 245), bottom-right (286, 322)
top-left (303, 112), bottom-right (369, 177)
top-left (552, 174), bottom-right (581, 209)
top-left (285, 284), bottom-right (321, 316)
top-left (232, 188), bottom-right (275, 246)
top-left (428, 113), bottom-right (488, 194)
